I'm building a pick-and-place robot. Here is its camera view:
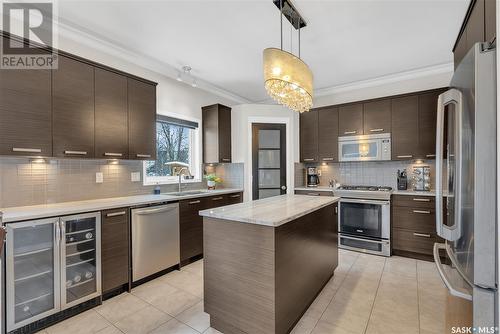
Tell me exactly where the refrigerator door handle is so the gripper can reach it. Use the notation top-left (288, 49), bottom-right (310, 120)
top-left (435, 89), bottom-right (462, 241)
top-left (433, 243), bottom-right (472, 301)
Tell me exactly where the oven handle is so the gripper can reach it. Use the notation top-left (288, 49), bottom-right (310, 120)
top-left (340, 198), bottom-right (390, 205)
top-left (340, 234), bottom-right (390, 244)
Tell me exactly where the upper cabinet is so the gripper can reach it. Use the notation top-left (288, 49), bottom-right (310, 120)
top-left (202, 104), bottom-right (232, 163)
top-left (363, 99), bottom-right (391, 135)
top-left (0, 38), bottom-right (52, 157)
top-left (299, 109), bottom-right (319, 162)
top-left (0, 33), bottom-right (157, 160)
top-left (338, 104), bottom-right (363, 136)
top-left (52, 55), bottom-right (95, 158)
top-left (391, 96), bottom-right (419, 160)
top-left (453, 0), bottom-right (495, 68)
top-left (128, 78), bottom-right (157, 160)
top-left (318, 108), bottom-right (339, 162)
top-left (95, 69), bottom-right (129, 159)
top-left (417, 91), bottom-right (441, 159)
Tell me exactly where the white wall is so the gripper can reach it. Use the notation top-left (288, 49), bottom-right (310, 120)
top-left (231, 104), bottom-right (300, 201)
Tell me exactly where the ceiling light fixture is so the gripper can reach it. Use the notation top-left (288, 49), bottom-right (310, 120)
top-left (263, 0), bottom-right (313, 113)
top-left (177, 65), bottom-right (198, 88)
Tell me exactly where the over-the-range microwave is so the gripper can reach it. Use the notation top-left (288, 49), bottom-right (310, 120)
top-left (338, 133), bottom-right (391, 162)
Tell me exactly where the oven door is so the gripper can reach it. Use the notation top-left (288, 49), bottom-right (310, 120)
top-left (339, 198), bottom-right (390, 239)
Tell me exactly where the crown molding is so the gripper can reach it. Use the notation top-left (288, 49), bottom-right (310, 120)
top-left (56, 19), bottom-right (251, 104)
top-left (314, 62), bottom-right (453, 97)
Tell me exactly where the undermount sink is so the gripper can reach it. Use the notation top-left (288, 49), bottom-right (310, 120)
top-left (167, 191), bottom-right (206, 196)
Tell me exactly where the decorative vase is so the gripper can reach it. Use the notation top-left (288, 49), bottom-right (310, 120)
top-left (207, 180), bottom-right (216, 190)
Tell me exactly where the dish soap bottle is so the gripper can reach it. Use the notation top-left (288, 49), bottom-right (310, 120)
top-left (154, 183), bottom-right (161, 195)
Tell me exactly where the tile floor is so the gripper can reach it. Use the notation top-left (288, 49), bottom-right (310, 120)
top-left (37, 250), bottom-right (447, 334)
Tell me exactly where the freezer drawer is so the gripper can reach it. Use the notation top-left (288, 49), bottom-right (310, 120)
top-left (132, 203), bottom-right (180, 282)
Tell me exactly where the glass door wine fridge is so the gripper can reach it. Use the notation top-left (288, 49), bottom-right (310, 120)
top-left (5, 212), bottom-right (101, 332)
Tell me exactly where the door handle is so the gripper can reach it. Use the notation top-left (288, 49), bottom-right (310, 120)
top-left (221, 158), bottom-right (231, 162)
top-left (104, 152), bottom-right (123, 157)
top-left (433, 243), bottom-right (472, 300)
top-left (396, 155), bottom-right (413, 159)
top-left (281, 186), bottom-right (287, 190)
top-left (229, 194), bottom-right (241, 198)
top-left (344, 131), bottom-right (357, 135)
top-left (136, 154), bottom-right (151, 158)
top-left (369, 128), bottom-right (384, 132)
top-left (413, 198), bottom-right (431, 202)
top-left (307, 193), bottom-right (320, 196)
top-left (303, 158), bottom-right (315, 161)
top-left (322, 157), bottom-right (334, 161)
top-left (426, 154), bottom-right (436, 158)
top-left (413, 210), bottom-right (431, 214)
top-left (212, 197), bottom-right (223, 201)
top-left (413, 232), bottom-right (431, 238)
top-left (12, 147), bottom-right (42, 153)
top-left (64, 150), bottom-right (87, 155)
top-left (135, 206), bottom-right (176, 215)
top-left (189, 200), bottom-right (201, 205)
top-left (106, 211), bottom-right (126, 217)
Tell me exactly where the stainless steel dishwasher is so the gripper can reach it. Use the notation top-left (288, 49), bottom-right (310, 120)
top-left (131, 203), bottom-right (180, 282)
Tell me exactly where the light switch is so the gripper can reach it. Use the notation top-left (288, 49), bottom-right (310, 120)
top-left (96, 172), bottom-right (103, 183)
top-left (131, 172), bottom-right (141, 182)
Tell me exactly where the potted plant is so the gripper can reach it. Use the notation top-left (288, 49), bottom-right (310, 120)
top-left (205, 174), bottom-right (222, 190)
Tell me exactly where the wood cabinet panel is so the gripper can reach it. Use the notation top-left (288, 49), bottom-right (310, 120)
top-left (225, 192), bottom-right (243, 205)
top-left (180, 197), bottom-right (209, 262)
top-left (338, 104), bottom-right (363, 136)
top-left (300, 109), bottom-right (319, 162)
top-left (218, 105), bottom-right (232, 163)
top-left (363, 99), bottom-right (391, 134)
top-left (0, 37), bottom-right (52, 156)
top-left (485, 0), bottom-right (496, 42)
top-left (101, 208), bottom-right (130, 293)
top-left (202, 104), bottom-right (232, 163)
top-left (418, 91), bottom-right (441, 159)
top-left (454, 30), bottom-right (468, 69)
top-left (392, 206), bottom-right (436, 233)
top-left (467, 0), bottom-right (485, 51)
top-left (391, 96), bottom-right (419, 160)
top-left (318, 108), bottom-right (338, 162)
top-left (95, 68), bottom-right (129, 159)
top-left (52, 55), bottom-right (95, 158)
top-left (392, 195), bottom-right (435, 209)
top-left (393, 228), bottom-right (437, 255)
top-left (128, 78), bottom-right (156, 160)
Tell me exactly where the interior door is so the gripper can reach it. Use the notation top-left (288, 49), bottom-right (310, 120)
top-left (6, 218), bottom-right (60, 332)
top-left (252, 123), bottom-right (286, 200)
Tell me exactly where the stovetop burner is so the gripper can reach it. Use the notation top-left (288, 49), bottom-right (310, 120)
top-left (338, 185), bottom-right (393, 192)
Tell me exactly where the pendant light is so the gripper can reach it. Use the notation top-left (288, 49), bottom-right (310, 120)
top-left (263, 0), bottom-right (313, 113)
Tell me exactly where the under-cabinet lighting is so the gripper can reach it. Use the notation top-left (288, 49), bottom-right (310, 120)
top-left (30, 158), bottom-right (46, 164)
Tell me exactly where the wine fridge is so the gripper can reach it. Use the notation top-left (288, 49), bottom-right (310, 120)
top-left (5, 212), bottom-right (101, 332)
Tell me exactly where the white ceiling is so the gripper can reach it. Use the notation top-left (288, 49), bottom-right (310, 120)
top-left (57, 0), bottom-right (469, 102)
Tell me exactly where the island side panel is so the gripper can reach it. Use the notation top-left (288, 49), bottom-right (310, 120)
top-left (275, 203), bottom-right (338, 334)
top-left (203, 217), bottom-right (276, 334)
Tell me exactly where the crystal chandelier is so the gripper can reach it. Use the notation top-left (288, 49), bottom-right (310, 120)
top-left (263, 0), bottom-right (313, 113)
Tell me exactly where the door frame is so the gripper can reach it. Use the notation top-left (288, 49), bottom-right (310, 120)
top-left (247, 116), bottom-right (292, 201)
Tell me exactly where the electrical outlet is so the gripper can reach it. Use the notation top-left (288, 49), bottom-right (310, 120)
top-left (95, 172), bottom-right (103, 183)
top-left (131, 172), bottom-right (141, 182)
top-left (317, 170), bottom-right (322, 176)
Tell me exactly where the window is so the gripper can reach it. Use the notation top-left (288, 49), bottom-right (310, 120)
top-left (143, 115), bottom-right (200, 185)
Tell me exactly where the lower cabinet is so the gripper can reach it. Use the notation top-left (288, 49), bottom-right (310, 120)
top-left (391, 195), bottom-right (442, 260)
top-left (179, 192), bottom-right (243, 264)
top-left (101, 208), bottom-right (130, 295)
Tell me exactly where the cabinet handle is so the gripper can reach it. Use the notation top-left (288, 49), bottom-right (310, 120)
top-left (136, 154), bottom-right (151, 158)
top-left (413, 198), bottom-right (431, 202)
top-left (229, 194), bottom-right (241, 198)
top-left (303, 158), bottom-right (315, 161)
top-left (12, 147), bottom-right (41, 153)
top-left (369, 128), bottom-right (384, 132)
top-left (396, 155), bottom-right (413, 159)
top-left (307, 193), bottom-right (321, 196)
top-left (189, 200), bottom-right (201, 205)
top-left (322, 157), bottom-right (334, 161)
top-left (413, 210), bottom-right (431, 214)
top-left (106, 211), bottom-right (126, 217)
top-left (334, 206), bottom-right (338, 214)
top-left (221, 158), bottom-right (231, 162)
top-left (426, 154), bottom-right (436, 158)
top-left (212, 197), bottom-right (223, 201)
top-left (104, 152), bottom-right (123, 157)
top-left (64, 150), bottom-right (87, 156)
top-left (344, 131), bottom-right (357, 135)
top-left (413, 232), bottom-right (431, 238)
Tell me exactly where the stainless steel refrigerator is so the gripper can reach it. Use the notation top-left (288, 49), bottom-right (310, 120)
top-left (434, 42), bottom-right (497, 330)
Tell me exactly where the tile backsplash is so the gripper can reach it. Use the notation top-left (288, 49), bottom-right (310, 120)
top-left (295, 160), bottom-right (439, 190)
top-left (0, 157), bottom-right (243, 208)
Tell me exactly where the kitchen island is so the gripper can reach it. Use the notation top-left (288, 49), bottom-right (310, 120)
top-left (199, 194), bottom-right (340, 334)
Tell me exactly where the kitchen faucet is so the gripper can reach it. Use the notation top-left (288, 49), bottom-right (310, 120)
top-left (165, 161), bottom-right (194, 193)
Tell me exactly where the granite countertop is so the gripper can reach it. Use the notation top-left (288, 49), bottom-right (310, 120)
top-left (294, 186), bottom-right (335, 192)
top-left (392, 190), bottom-right (450, 197)
top-left (199, 194), bottom-right (340, 227)
top-left (1, 188), bottom-right (243, 223)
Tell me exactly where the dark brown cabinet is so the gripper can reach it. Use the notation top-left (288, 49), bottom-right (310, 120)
top-left (300, 109), bottom-right (319, 162)
top-left (318, 108), bottom-right (339, 162)
top-left (338, 104), bottom-right (363, 136)
top-left (418, 91), bottom-right (441, 158)
top-left (202, 104), bottom-right (232, 163)
top-left (179, 192), bottom-right (243, 264)
top-left (391, 96), bottom-right (419, 160)
top-left (485, 0), bottom-right (496, 42)
top-left (0, 38), bottom-right (52, 156)
top-left (128, 78), bottom-right (157, 160)
top-left (101, 208), bottom-right (130, 294)
top-left (52, 55), bottom-right (95, 158)
top-left (467, 0), bottom-right (485, 50)
top-left (363, 99), bottom-right (391, 135)
top-left (95, 69), bottom-right (129, 159)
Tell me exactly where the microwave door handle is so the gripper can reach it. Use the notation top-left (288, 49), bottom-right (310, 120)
top-left (435, 89), bottom-right (462, 241)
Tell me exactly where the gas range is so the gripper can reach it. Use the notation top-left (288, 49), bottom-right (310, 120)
top-left (335, 185), bottom-right (393, 200)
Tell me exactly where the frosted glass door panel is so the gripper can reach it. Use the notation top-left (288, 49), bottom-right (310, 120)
top-left (259, 130), bottom-right (280, 148)
top-left (258, 150), bottom-right (280, 168)
top-left (258, 170), bottom-right (281, 187)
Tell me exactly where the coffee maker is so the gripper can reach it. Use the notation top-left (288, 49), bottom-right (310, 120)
top-left (305, 167), bottom-right (320, 187)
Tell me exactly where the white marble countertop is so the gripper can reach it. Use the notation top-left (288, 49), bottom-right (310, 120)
top-left (199, 194), bottom-right (340, 227)
top-left (1, 188), bottom-right (243, 223)
top-left (392, 190), bottom-right (450, 197)
top-left (294, 186), bottom-right (335, 193)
